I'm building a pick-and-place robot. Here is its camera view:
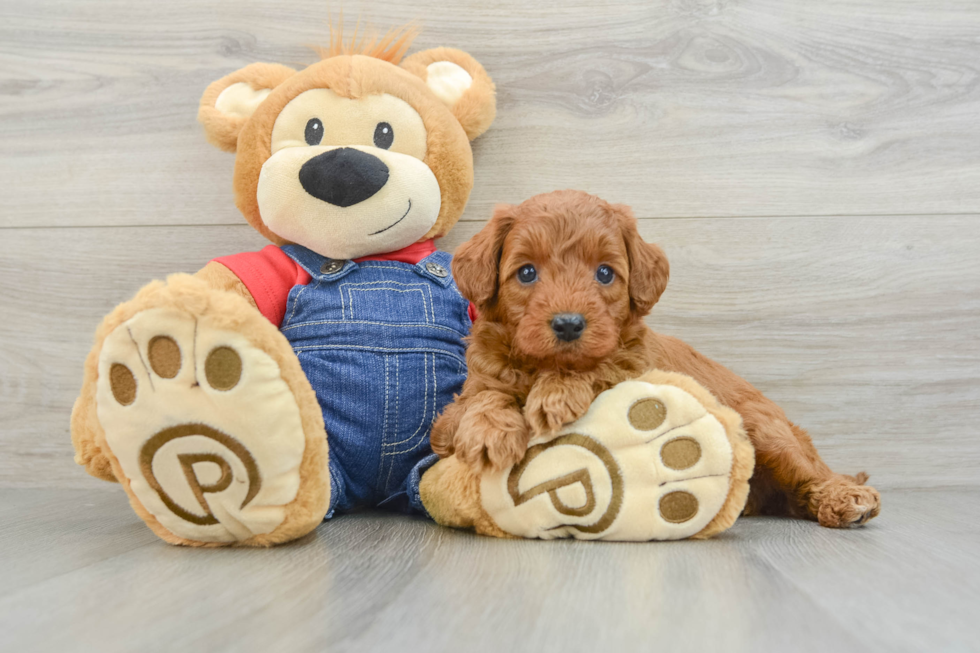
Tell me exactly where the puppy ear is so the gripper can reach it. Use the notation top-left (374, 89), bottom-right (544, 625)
top-left (198, 63), bottom-right (297, 152)
top-left (614, 204), bottom-right (670, 317)
top-left (453, 204), bottom-right (516, 309)
top-left (401, 48), bottom-right (496, 140)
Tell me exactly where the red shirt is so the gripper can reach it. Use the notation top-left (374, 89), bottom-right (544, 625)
top-left (213, 240), bottom-right (477, 327)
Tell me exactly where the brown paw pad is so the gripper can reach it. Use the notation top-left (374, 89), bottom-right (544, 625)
top-left (628, 398), bottom-right (666, 431)
top-left (148, 335), bottom-right (181, 379)
top-left (109, 363), bottom-right (137, 405)
top-left (659, 490), bottom-right (699, 523)
top-left (205, 346), bottom-right (242, 391)
top-left (660, 437), bottom-right (702, 470)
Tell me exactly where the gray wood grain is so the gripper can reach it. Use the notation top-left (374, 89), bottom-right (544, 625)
top-left (745, 490), bottom-right (980, 652)
top-left (0, 487), bottom-right (977, 652)
top-left (2, 215), bottom-right (978, 490)
top-left (2, 0), bottom-right (980, 228)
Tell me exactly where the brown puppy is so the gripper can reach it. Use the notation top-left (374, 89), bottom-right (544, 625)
top-left (432, 190), bottom-right (881, 528)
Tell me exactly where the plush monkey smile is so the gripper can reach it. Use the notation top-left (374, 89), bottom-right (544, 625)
top-left (369, 198), bottom-right (412, 236)
top-left (257, 144), bottom-right (440, 259)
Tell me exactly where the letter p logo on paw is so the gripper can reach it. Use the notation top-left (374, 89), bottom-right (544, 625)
top-left (139, 424), bottom-right (261, 527)
top-left (505, 434), bottom-right (624, 537)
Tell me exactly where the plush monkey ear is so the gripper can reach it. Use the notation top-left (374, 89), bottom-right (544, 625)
top-left (452, 204), bottom-right (516, 309)
top-left (401, 47), bottom-right (496, 140)
top-left (198, 63), bottom-right (297, 152)
top-left (613, 204), bottom-right (670, 317)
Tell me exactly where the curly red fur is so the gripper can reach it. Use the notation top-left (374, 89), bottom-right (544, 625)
top-left (433, 190), bottom-right (881, 528)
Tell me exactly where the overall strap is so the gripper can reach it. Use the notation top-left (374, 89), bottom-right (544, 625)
top-left (281, 244), bottom-right (359, 283)
top-left (411, 250), bottom-right (456, 288)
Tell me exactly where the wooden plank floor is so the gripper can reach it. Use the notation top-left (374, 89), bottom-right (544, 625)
top-left (1, 487), bottom-right (977, 652)
top-left (2, 0), bottom-right (980, 650)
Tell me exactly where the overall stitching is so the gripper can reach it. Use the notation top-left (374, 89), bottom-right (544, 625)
top-left (357, 263), bottom-right (423, 271)
top-left (395, 356), bottom-right (400, 446)
top-left (283, 276), bottom-right (322, 329)
top-left (290, 344), bottom-right (467, 367)
top-left (378, 354), bottom-right (392, 495)
top-left (280, 319), bottom-right (467, 339)
top-left (384, 352), bottom-right (431, 449)
top-left (385, 353), bottom-right (436, 456)
top-left (340, 276), bottom-right (432, 319)
top-left (449, 280), bottom-right (469, 304)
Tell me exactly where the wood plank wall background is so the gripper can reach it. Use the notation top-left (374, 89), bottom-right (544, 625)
top-left (2, 0), bottom-right (978, 490)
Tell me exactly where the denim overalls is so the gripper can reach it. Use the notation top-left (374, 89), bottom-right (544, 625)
top-left (280, 244), bottom-right (470, 517)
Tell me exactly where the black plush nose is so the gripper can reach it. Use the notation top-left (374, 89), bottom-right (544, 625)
top-left (299, 147), bottom-right (389, 207)
top-left (551, 313), bottom-right (586, 342)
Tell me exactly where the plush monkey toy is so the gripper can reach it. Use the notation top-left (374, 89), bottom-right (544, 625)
top-left (71, 27), bottom-right (753, 546)
top-left (71, 28), bottom-right (497, 546)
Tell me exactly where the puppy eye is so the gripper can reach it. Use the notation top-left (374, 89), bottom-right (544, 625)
top-left (517, 264), bottom-right (537, 284)
top-left (595, 265), bottom-right (615, 285)
top-left (305, 118), bottom-right (323, 146)
top-left (374, 122), bottom-right (394, 149)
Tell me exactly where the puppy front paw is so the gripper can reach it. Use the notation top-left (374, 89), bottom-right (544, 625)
top-left (454, 398), bottom-right (530, 472)
top-left (525, 377), bottom-right (595, 436)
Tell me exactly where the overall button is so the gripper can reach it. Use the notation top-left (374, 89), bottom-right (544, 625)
top-left (321, 259), bottom-right (345, 274)
top-left (425, 262), bottom-right (448, 278)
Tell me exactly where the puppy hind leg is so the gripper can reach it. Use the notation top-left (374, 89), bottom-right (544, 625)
top-left (741, 402), bottom-right (880, 528)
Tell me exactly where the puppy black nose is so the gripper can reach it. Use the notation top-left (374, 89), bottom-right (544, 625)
top-left (299, 147), bottom-right (389, 207)
top-left (551, 313), bottom-right (586, 342)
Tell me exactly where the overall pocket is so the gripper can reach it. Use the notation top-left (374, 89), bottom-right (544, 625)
top-left (340, 279), bottom-right (435, 325)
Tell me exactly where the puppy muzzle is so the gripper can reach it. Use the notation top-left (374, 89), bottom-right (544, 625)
top-left (551, 313), bottom-right (586, 342)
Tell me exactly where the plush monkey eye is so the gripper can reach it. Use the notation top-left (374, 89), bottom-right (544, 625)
top-left (595, 265), bottom-right (615, 285)
top-left (517, 264), bottom-right (537, 284)
top-left (374, 122), bottom-right (394, 149)
top-left (305, 118), bottom-right (323, 146)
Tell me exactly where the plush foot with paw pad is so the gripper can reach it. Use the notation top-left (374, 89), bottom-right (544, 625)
top-left (421, 370), bottom-right (754, 541)
top-left (73, 276), bottom-right (330, 547)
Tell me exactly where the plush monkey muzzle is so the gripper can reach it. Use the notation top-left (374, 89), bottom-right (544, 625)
top-left (299, 147), bottom-right (390, 207)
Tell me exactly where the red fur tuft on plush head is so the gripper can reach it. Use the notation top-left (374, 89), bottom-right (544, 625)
top-left (313, 18), bottom-right (420, 64)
